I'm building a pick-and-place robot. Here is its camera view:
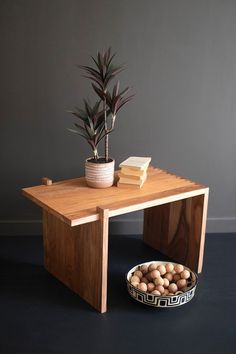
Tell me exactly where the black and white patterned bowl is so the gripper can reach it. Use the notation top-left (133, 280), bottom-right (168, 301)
top-left (126, 261), bottom-right (197, 308)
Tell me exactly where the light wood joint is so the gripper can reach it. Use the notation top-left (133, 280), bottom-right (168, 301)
top-left (41, 177), bottom-right (52, 186)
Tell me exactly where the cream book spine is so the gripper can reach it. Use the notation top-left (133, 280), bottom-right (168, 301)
top-left (118, 172), bottom-right (147, 181)
top-left (118, 175), bottom-right (147, 185)
top-left (117, 179), bottom-right (146, 188)
top-left (119, 156), bottom-right (151, 170)
top-left (120, 167), bottom-right (147, 177)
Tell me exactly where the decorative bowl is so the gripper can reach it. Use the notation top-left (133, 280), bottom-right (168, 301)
top-left (126, 261), bottom-right (197, 308)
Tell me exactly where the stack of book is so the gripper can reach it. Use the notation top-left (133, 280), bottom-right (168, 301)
top-left (117, 156), bottom-right (151, 188)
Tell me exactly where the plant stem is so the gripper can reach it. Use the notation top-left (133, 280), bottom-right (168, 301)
top-left (94, 148), bottom-right (98, 161)
top-left (103, 95), bottom-right (108, 162)
top-left (105, 134), bottom-right (108, 162)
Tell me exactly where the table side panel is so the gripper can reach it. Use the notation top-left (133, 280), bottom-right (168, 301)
top-left (143, 190), bottom-right (208, 273)
top-left (43, 210), bottom-right (108, 312)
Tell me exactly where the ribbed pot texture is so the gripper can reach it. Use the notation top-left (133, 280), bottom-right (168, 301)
top-left (85, 158), bottom-right (115, 188)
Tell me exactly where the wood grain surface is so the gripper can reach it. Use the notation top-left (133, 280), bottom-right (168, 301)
top-left (23, 167), bottom-right (209, 312)
top-left (43, 209), bottom-right (109, 312)
top-left (22, 167), bottom-right (207, 226)
top-left (143, 190), bottom-right (209, 273)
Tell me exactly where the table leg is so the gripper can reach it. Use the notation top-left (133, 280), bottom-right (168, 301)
top-left (143, 191), bottom-right (209, 273)
top-left (42, 207), bottom-right (109, 313)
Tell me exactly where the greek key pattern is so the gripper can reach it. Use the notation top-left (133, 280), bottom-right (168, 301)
top-left (127, 283), bottom-right (196, 308)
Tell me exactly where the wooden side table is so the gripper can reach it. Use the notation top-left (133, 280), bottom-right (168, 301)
top-left (22, 167), bottom-right (209, 313)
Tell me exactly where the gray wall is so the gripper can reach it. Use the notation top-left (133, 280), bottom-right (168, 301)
top-left (1, 0), bottom-right (236, 235)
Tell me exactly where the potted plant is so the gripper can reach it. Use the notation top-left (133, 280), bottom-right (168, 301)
top-left (68, 48), bottom-right (133, 188)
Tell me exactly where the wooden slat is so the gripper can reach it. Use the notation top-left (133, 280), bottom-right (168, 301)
top-left (197, 189), bottom-right (209, 272)
top-left (22, 168), bottom-right (206, 226)
top-left (97, 207), bottom-right (109, 313)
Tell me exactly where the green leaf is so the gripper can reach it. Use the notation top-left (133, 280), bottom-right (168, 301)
top-left (83, 99), bottom-right (92, 117)
top-left (84, 123), bottom-right (95, 138)
top-left (87, 116), bottom-right (95, 133)
top-left (76, 108), bottom-right (88, 120)
top-left (67, 109), bottom-right (86, 121)
top-left (73, 123), bottom-right (90, 137)
top-left (92, 101), bottom-right (101, 115)
top-left (67, 128), bottom-right (88, 140)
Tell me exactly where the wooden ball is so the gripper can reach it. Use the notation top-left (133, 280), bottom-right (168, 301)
top-left (155, 285), bottom-right (165, 294)
top-left (164, 272), bottom-right (173, 282)
top-left (180, 270), bottom-right (190, 279)
top-left (163, 278), bottom-right (170, 288)
top-left (151, 290), bottom-right (161, 295)
top-left (157, 264), bottom-right (166, 275)
top-left (147, 282), bottom-right (155, 292)
top-left (168, 283), bottom-right (178, 293)
top-left (134, 270), bottom-right (143, 279)
top-left (174, 264), bottom-right (184, 274)
top-left (177, 279), bottom-right (187, 289)
top-left (140, 264), bottom-right (148, 274)
top-left (148, 263), bottom-right (158, 272)
top-left (173, 274), bottom-right (181, 282)
top-left (138, 282), bottom-right (148, 292)
top-left (154, 277), bottom-right (164, 286)
top-left (146, 272), bottom-right (153, 281)
top-left (165, 263), bottom-right (174, 273)
top-left (141, 277), bottom-right (149, 284)
top-left (131, 281), bottom-right (139, 288)
top-left (150, 269), bottom-right (161, 279)
top-left (130, 275), bottom-right (140, 283)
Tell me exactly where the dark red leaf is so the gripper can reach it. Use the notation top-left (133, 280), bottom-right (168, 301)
top-left (92, 84), bottom-right (105, 100)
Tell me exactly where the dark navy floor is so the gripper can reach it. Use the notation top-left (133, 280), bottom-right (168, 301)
top-left (0, 234), bottom-right (236, 354)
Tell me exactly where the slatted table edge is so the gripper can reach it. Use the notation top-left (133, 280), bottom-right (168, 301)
top-left (71, 186), bottom-right (208, 226)
top-left (23, 185), bottom-right (208, 227)
top-left (22, 166), bottom-right (209, 227)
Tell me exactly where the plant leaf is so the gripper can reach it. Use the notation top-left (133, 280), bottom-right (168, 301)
top-left (91, 56), bottom-right (100, 70)
top-left (92, 83), bottom-right (105, 100)
top-left (119, 86), bottom-right (130, 97)
top-left (77, 65), bottom-right (101, 80)
top-left (116, 94), bottom-right (134, 112)
top-left (83, 75), bottom-right (104, 89)
top-left (107, 52), bottom-right (116, 68)
top-left (92, 101), bottom-right (101, 115)
top-left (112, 81), bottom-right (120, 98)
top-left (67, 127), bottom-right (88, 140)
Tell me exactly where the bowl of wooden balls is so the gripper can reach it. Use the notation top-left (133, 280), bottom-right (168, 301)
top-left (126, 261), bottom-right (197, 308)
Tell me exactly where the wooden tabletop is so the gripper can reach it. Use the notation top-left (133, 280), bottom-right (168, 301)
top-left (22, 167), bottom-right (208, 226)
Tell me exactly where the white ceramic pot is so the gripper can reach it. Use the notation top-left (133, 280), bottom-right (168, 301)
top-left (85, 158), bottom-right (115, 188)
